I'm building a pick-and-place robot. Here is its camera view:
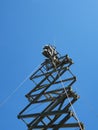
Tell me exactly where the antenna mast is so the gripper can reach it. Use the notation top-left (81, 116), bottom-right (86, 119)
top-left (17, 45), bottom-right (84, 130)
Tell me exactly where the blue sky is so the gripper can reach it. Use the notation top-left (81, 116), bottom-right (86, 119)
top-left (0, 0), bottom-right (98, 129)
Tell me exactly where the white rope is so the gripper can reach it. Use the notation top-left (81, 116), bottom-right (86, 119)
top-left (53, 61), bottom-right (83, 130)
top-left (59, 76), bottom-right (83, 130)
top-left (0, 64), bottom-right (41, 108)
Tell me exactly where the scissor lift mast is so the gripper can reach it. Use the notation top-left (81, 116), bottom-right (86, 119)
top-left (17, 45), bottom-right (84, 130)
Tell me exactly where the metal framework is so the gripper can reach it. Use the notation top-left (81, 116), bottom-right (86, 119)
top-left (17, 45), bottom-right (84, 130)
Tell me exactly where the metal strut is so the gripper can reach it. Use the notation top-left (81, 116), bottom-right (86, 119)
top-left (17, 45), bottom-right (84, 130)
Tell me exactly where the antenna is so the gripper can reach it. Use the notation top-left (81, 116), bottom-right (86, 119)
top-left (17, 44), bottom-right (84, 130)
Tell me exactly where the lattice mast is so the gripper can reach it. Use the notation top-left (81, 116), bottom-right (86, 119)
top-left (17, 45), bottom-right (84, 130)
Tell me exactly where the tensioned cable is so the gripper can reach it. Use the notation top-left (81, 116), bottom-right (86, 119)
top-left (52, 60), bottom-right (83, 130)
top-left (60, 78), bottom-right (83, 130)
top-left (0, 64), bottom-right (41, 108)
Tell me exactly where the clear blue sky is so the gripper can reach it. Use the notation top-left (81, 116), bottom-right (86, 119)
top-left (0, 0), bottom-right (98, 130)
